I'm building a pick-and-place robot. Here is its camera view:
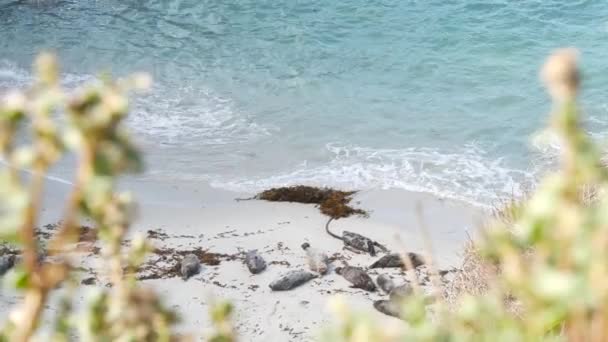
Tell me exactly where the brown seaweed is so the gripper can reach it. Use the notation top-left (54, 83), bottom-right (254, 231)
top-left (251, 186), bottom-right (367, 219)
top-left (136, 247), bottom-right (238, 280)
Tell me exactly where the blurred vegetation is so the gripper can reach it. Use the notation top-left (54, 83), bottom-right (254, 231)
top-left (0, 54), bottom-right (231, 341)
top-left (321, 49), bottom-right (608, 341)
top-left (1, 48), bottom-right (606, 341)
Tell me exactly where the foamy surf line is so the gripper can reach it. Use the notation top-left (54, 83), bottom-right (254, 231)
top-left (208, 144), bottom-right (539, 209)
top-left (0, 59), bottom-right (270, 147)
top-left (0, 158), bottom-right (74, 186)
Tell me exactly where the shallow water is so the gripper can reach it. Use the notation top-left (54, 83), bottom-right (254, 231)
top-left (1, 0), bottom-right (608, 205)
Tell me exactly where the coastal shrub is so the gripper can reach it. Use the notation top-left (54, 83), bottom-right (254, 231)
top-left (321, 49), bottom-right (608, 341)
top-left (0, 54), bottom-right (233, 341)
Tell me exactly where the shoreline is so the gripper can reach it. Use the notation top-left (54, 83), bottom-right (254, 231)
top-left (3, 176), bottom-right (487, 341)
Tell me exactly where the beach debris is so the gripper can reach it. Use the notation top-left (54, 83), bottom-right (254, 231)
top-left (373, 300), bottom-right (402, 318)
top-left (180, 253), bottom-right (201, 280)
top-left (36, 223), bottom-right (98, 243)
top-left (335, 266), bottom-right (376, 292)
top-left (301, 242), bottom-right (329, 275)
top-left (146, 229), bottom-right (169, 240)
top-left (439, 267), bottom-right (460, 283)
top-left (137, 247), bottom-right (235, 281)
top-left (245, 186), bottom-right (367, 219)
top-left (245, 250), bottom-right (267, 274)
top-left (0, 254), bottom-right (16, 276)
top-left (369, 252), bottom-right (425, 269)
top-left (376, 274), bottom-right (395, 294)
top-left (325, 218), bottom-right (387, 256)
top-left (269, 269), bottom-right (318, 291)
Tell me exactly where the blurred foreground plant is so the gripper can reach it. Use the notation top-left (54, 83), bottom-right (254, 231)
top-left (322, 49), bottom-right (608, 341)
top-left (0, 53), bottom-right (180, 341)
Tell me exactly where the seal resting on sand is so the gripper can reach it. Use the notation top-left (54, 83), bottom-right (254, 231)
top-left (389, 283), bottom-right (413, 302)
top-left (369, 252), bottom-right (425, 269)
top-left (269, 269), bottom-right (318, 291)
top-left (180, 253), bottom-right (200, 280)
top-left (373, 300), bottom-right (402, 318)
top-left (0, 255), bottom-right (16, 276)
top-left (325, 218), bottom-right (388, 256)
top-left (301, 242), bottom-right (329, 275)
top-left (245, 250), bottom-right (267, 274)
top-left (335, 266), bottom-right (376, 292)
top-left (376, 274), bottom-right (395, 294)
top-left (374, 283), bottom-right (413, 318)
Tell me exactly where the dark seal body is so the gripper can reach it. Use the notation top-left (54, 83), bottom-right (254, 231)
top-left (0, 255), bottom-right (15, 276)
top-left (342, 232), bottom-right (378, 256)
top-left (245, 250), bottom-right (267, 274)
top-left (374, 283), bottom-right (413, 318)
top-left (389, 283), bottom-right (413, 302)
top-left (180, 253), bottom-right (200, 280)
top-left (373, 300), bottom-right (401, 318)
top-left (376, 274), bottom-right (395, 294)
top-left (370, 252), bottom-right (425, 269)
top-left (269, 270), bottom-right (318, 291)
top-left (325, 218), bottom-right (387, 256)
top-left (335, 266), bottom-right (376, 292)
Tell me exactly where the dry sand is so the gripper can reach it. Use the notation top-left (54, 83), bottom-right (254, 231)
top-left (0, 177), bottom-right (486, 341)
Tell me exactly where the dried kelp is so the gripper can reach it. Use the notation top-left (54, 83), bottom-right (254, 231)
top-left (251, 186), bottom-right (367, 219)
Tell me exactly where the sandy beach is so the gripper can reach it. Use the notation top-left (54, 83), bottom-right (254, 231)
top-left (1, 176), bottom-right (486, 341)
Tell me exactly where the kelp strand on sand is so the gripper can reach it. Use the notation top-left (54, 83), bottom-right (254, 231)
top-left (250, 186), bottom-right (367, 219)
top-left (136, 247), bottom-right (238, 280)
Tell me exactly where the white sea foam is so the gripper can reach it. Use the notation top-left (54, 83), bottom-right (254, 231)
top-left (0, 59), bottom-right (555, 208)
top-left (0, 59), bottom-right (270, 147)
top-left (129, 84), bottom-right (271, 146)
top-left (211, 143), bottom-right (538, 208)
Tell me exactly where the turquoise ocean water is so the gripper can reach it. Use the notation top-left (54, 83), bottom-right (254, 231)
top-left (1, 0), bottom-right (608, 206)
